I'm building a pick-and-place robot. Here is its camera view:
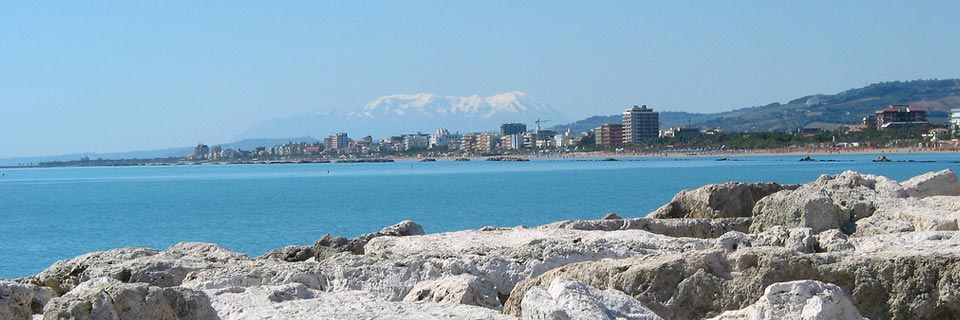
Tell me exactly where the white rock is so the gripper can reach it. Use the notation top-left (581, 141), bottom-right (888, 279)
top-left (708, 280), bottom-right (865, 320)
top-left (901, 169), bottom-right (960, 198)
top-left (42, 277), bottom-right (218, 320)
top-left (403, 274), bottom-right (501, 309)
top-left (209, 287), bottom-right (516, 320)
top-left (520, 277), bottom-right (662, 320)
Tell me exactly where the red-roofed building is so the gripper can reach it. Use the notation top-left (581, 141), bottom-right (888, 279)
top-left (874, 105), bottom-right (928, 130)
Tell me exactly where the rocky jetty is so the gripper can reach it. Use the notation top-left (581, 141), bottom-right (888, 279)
top-left (6, 169), bottom-right (960, 319)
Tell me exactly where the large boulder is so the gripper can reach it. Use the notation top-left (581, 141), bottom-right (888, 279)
top-left (649, 182), bottom-right (789, 219)
top-left (0, 280), bottom-right (53, 320)
top-left (504, 232), bottom-right (960, 320)
top-left (520, 277), bottom-right (662, 320)
top-left (403, 274), bottom-right (501, 309)
top-left (42, 277), bottom-right (219, 320)
top-left (707, 280), bottom-right (865, 320)
top-left (359, 220), bottom-right (426, 241)
top-left (901, 169), bottom-right (960, 198)
top-left (750, 171), bottom-right (907, 235)
top-left (29, 243), bottom-right (250, 295)
top-left (312, 220), bottom-right (425, 261)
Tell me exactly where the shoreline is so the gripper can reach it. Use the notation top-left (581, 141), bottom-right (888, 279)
top-left (4, 147), bottom-right (959, 169)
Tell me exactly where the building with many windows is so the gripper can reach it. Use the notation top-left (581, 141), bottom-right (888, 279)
top-left (594, 124), bottom-right (623, 146)
top-left (623, 105), bottom-right (659, 144)
top-left (325, 133), bottom-right (349, 151)
top-left (874, 105), bottom-right (928, 130)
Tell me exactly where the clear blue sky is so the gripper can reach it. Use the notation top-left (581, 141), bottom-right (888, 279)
top-left (2, 1), bottom-right (959, 158)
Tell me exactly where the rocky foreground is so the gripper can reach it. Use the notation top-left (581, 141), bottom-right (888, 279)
top-left (4, 169), bottom-right (960, 320)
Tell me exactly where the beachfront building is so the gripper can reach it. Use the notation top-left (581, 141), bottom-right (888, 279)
top-left (190, 144), bottom-right (210, 160)
top-left (595, 123), bottom-right (624, 146)
top-left (874, 105), bottom-right (928, 130)
top-left (660, 127), bottom-right (700, 138)
top-left (951, 109), bottom-right (960, 133)
top-left (429, 128), bottom-right (461, 149)
top-left (403, 133), bottom-right (430, 150)
top-left (325, 133), bottom-right (349, 152)
top-left (500, 133), bottom-right (523, 150)
top-left (623, 105), bottom-right (659, 144)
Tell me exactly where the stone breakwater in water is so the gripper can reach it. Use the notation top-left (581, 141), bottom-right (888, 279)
top-left (3, 170), bottom-right (960, 320)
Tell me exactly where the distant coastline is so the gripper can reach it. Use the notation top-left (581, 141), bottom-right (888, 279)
top-left (4, 146), bottom-right (958, 169)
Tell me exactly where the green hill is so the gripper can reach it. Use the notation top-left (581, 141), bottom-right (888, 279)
top-left (552, 79), bottom-right (960, 133)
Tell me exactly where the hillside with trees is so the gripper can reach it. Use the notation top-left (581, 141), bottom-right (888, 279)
top-left (552, 79), bottom-right (960, 133)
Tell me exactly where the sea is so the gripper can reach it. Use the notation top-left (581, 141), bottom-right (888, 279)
top-left (2, 153), bottom-right (959, 278)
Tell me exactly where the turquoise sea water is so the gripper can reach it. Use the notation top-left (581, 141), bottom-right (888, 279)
top-left (2, 153), bottom-right (959, 278)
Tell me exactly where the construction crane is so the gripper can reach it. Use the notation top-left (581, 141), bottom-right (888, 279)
top-left (535, 118), bottom-right (551, 131)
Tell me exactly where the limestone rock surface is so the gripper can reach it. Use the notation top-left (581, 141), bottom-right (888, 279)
top-left (0, 280), bottom-right (52, 320)
top-left (42, 277), bottom-right (218, 320)
top-left (29, 242), bottom-right (249, 295)
top-left (540, 217), bottom-right (752, 238)
top-left (901, 169), bottom-right (960, 198)
top-left (649, 182), bottom-right (790, 219)
top-left (402, 275), bottom-right (501, 309)
top-left (707, 280), bottom-right (865, 320)
top-left (505, 232), bottom-right (960, 320)
top-left (520, 277), bottom-right (662, 320)
top-left (208, 287), bottom-right (516, 320)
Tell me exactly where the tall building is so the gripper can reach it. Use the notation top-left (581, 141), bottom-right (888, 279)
top-left (500, 123), bottom-right (527, 136)
top-left (326, 133), bottom-right (349, 151)
top-left (623, 105), bottom-right (659, 144)
top-left (594, 124), bottom-right (623, 146)
top-left (190, 143), bottom-right (210, 160)
top-left (403, 133), bottom-right (430, 150)
top-left (874, 105), bottom-right (927, 130)
top-left (951, 108), bottom-right (960, 133)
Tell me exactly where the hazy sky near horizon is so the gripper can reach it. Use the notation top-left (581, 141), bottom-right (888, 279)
top-left (2, 1), bottom-right (960, 158)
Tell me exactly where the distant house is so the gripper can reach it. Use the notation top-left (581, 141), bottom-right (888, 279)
top-left (874, 105), bottom-right (928, 130)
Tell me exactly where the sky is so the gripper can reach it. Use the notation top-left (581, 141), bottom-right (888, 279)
top-left (2, 1), bottom-right (959, 158)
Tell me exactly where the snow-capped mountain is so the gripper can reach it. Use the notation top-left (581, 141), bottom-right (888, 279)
top-left (236, 91), bottom-right (569, 139)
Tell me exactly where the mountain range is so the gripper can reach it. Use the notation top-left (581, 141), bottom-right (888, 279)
top-left (551, 79), bottom-right (960, 133)
top-left (237, 91), bottom-right (570, 139)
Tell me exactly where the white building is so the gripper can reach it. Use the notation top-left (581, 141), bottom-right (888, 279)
top-left (430, 128), bottom-right (462, 149)
top-left (951, 109), bottom-right (960, 133)
top-left (403, 133), bottom-right (430, 150)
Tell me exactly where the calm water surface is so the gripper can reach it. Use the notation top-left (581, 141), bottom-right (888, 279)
top-left (2, 153), bottom-right (959, 278)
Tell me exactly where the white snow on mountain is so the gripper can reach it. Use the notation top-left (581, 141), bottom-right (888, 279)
top-left (236, 92), bottom-right (569, 139)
